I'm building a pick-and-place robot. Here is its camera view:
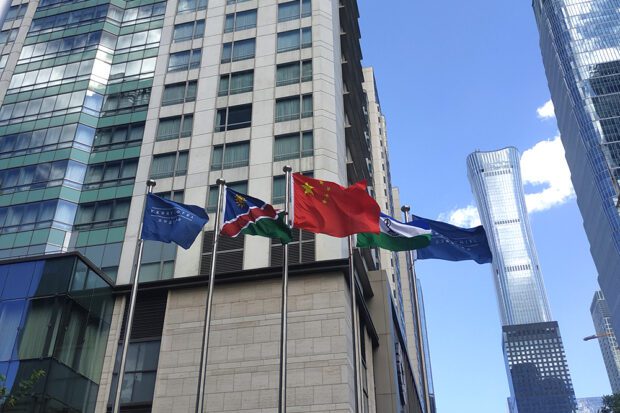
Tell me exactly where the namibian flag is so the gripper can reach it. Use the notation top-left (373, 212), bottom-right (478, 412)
top-left (357, 213), bottom-right (432, 251)
top-left (221, 187), bottom-right (292, 244)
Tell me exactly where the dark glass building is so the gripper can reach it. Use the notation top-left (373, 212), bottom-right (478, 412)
top-left (0, 253), bottom-right (113, 412)
top-left (533, 0), bottom-right (620, 337)
top-left (503, 322), bottom-right (575, 413)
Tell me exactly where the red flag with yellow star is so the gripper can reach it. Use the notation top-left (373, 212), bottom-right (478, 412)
top-left (292, 173), bottom-right (380, 237)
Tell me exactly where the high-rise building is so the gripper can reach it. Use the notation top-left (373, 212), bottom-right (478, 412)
top-left (591, 290), bottom-right (620, 393)
top-left (0, 1), bottom-right (431, 412)
top-left (363, 67), bottom-right (436, 413)
top-left (532, 0), bottom-right (620, 337)
top-left (467, 147), bottom-right (576, 413)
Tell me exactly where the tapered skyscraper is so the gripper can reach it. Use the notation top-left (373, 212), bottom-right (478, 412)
top-left (533, 0), bottom-right (620, 337)
top-left (467, 148), bottom-right (576, 413)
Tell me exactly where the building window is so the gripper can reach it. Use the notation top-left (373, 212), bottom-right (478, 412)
top-left (93, 122), bottom-right (144, 151)
top-left (277, 28), bottom-right (311, 52)
top-left (207, 181), bottom-right (247, 211)
top-left (0, 29), bottom-right (18, 46)
top-left (218, 70), bottom-right (253, 96)
top-left (272, 176), bottom-right (286, 204)
top-left (226, 0), bottom-right (250, 4)
top-left (275, 95), bottom-right (313, 122)
top-left (156, 115), bottom-right (194, 141)
top-left (274, 131), bottom-right (313, 161)
top-left (0, 200), bottom-right (76, 233)
top-left (173, 20), bottom-right (205, 42)
top-left (30, 4), bottom-right (112, 33)
top-left (5, 4), bottom-right (28, 21)
top-left (162, 81), bottom-right (198, 106)
top-left (122, 2), bottom-right (166, 25)
top-left (221, 39), bottom-right (255, 63)
top-left (84, 158), bottom-right (138, 189)
top-left (273, 170), bottom-right (311, 204)
top-left (271, 229), bottom-right (314, 265)
top-left (215, 104), bottom-right (252, 131)
top-left (0, 55), bottom-right (7, 70)
top-left (168, 49), bottom-right (202, 72)
top-left (140, 209), bottom-right (179, 282)
top-left (115, 29), bottom-right (162, 52)
top-left (150, 151), bottom-right (189, 179)
top-left (0, 124), bottom-right (95, 158)
top-left (224, 10), bottom-right (257, 32)
top-left (276, 60), bottom-right (312, 86)
top-left (201, 230), bottom-right (245, 273)
top-left (278, 0), bottom-right (311, 22)
top-left (110, 57), bottom-right (157, 81)
top-left (177, 0), bottom-right (208, 13)
top-left (0, 160), bottom-right (85, 194)
top-left (211, 142), bottom-right (250, 170)
top-left (102, 88), bottom-right (151, 115)
top-left (8, 60), bottom-right (95, 93)
top-left (74, 198), bottom-right (131, 230)
top-left (108, 291), bottom-right (166, 409)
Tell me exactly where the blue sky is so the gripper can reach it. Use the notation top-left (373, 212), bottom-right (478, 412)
top-left (357, 0), bottom-right (610, 411)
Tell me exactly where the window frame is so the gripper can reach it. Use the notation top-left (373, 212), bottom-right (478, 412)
top-left (168, 49), bottom-right (202, 72)
top-left (162, 81), bottom-right (198, 106)
top-left (218, 70), bottom-right (254, 96)
top-left (276, 27), bottom-right (312, 53)
top-left (215, 104), bottom-right (252, 132)
top-left (172, 20), bottom-right (205, 42)
top-left (276, 60), bottom-right (312, 87)
top-left (156, 114), bottom-right (194, 141)
top-left (273, 130), bottom-right (313, 161)
top-left (224, 9), bottom-right (258, 33)
top-left (149, 151), bottom-right (189, 179)
top-left (221, 38), bottom-right (256, 63)
top-left (277, 0), bottom-right (311, 22)
top-left (210, 141), bottom-right (250, 170)
top-left (275, 94), bottom-right (313, 122)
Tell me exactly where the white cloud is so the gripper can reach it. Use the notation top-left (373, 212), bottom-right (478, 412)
top-left (537, 99), bottom-right (555, 119)
top-left (521, 135), bottom-right (575, 213)
top-left (438, 204), bottom-right (481, 228)
top-left (438, 136), bottom-right (574, 227)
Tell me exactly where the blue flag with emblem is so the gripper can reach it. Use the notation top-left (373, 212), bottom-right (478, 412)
top-left (413, 215), bottom-right (493, 264)
top-left (141, 193), bottom-right (209, 249)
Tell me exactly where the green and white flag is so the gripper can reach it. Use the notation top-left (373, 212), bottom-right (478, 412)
top-left (357, 213), bottom-right (432, 251)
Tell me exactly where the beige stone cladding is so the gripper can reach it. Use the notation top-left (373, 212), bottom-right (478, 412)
top-left (151, 272), bottom-right (356, 412)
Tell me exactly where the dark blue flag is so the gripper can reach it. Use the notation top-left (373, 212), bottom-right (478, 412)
top-left (141, 194), bottom-right (209, 249)
top-left (413, 215), bottom-right (492, 264)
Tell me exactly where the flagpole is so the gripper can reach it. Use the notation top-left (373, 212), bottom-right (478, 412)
top-left (348, 235), bottom-right (363, 413)
top-left (196, 178), bottom-right (226, 413)
top-left (401, 205), bottom-right (431, 413)
top-left (112, 179), bottom-right (157, 413)
top-left (278, 165), bottom-right (292, 413)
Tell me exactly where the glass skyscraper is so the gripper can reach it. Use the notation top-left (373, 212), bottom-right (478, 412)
top-left (591, 290), bottom-right (620, 393)
top-left (533, 0), bottom-right (620, 337)
top-left (467, 148), bottom-right (576, 413)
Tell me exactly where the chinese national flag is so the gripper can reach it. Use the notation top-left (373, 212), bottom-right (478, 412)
top-left (292, 173), bottom-right (380, 237)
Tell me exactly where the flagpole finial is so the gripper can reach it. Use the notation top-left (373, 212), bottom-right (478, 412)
top-left (401, 205), bottom-right (411, 213)
top-left (146, 179), bottom-right (156, 188)
top-left (283, 165), bottom-right (292, 173)
top-left (216, 178), bottom-right (226, 185)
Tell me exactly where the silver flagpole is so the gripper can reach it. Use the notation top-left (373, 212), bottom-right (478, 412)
top-left (401, 205), bottom-right (431, 413)
top-left (112, 179), bottom-right (157, 413)
top-left (196, 178), bottom-right (226, 413)
top-left (348, 236), bottom-right (363, 413)
top-left (278, 165), bottom-right (292, 413)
